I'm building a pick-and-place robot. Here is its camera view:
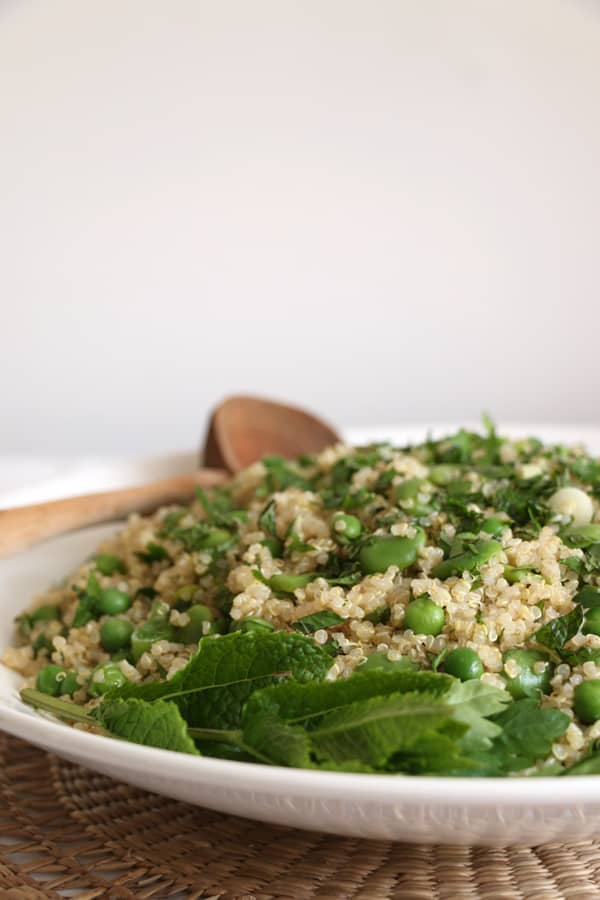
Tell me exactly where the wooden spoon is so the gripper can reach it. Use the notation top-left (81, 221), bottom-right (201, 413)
top-left (0, 396), bottom-right (340, 557)
top-left (203, 395), bottom-right (340, 471)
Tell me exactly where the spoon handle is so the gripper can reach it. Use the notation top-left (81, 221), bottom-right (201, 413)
top-left (0, 468), bottom-right (228, 558)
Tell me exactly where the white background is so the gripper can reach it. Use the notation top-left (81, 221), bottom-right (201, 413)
top-left (1, 0), bottom-right (599, 454)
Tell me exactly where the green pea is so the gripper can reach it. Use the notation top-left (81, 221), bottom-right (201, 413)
top-left (410, 503), bottom-right (436, 517)
top-left (432, 540), bottom-right (502, 580)
top-left (583, 607), bottom-right (600, 636)
top-left (131, 621), bottom-right (174, 661)
top-left (100, 618), bottom-right (134, 653)
top-left (394, 478), bottom-right (423, 501)
top-left (504, 566), bottom-right (538, 585)
top-left (443, 647), bottom-right (483, 681)
top-left (428, 464), bottom-right (459, 486)
top-left (30, 605), bottom-right (61, 624)
top-left (229, 617), bottom-right (275, 634)
top-left (261, 537), bottom-right (284, 557)
top-left (565, 524), bottom-right (600, 548)
top-left (202, 528), bottom-right (232, 549)
top-left (175, 604), bottom-right (217, 643)
top-left (267, 573), bottom-right (316, 594)
top-left (331, 513), bottom-right (362, 542)
top-left (98, 588), bottom-right (131, 616)
top-left (88, 662), bottom-right (127, 697)
top-left (36, 664), bottom-right (67, 697)
top-left (481, 517), bottom-right (506, 537)
top-left (503, 648), bottom-right (554, 699)
top-left (59, 671), bottom-right (81, 696)
top-left (404, 596), bottom-right (445, 636)
top-left (361, 652), bottom-right (416, 672)
top-left (574, 680), bottom-right (600, 723)
top-left (359, 529), bottom-right (426, 575)
top-left (95, 554), bottom-right (127, 575)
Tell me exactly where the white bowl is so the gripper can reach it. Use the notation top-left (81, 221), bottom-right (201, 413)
top-left (3, 425), bottom-right (600, 846)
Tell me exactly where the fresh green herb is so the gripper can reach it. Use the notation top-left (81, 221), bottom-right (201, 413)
top-left (532, 606), bottom-right (584, 653)
top-left (135, 542), bottom-right (170, 564)
top-left (432, 540), bottom-right (502, 580)
top-left (32, 633), bottom-right (55, 658)
top-left (130, 600), bottom-right (173, 661)
top-left (292, 612), bottom-right (344, 634)
top-left (493, 477), bottom-right (554, 529)
top-left (257, 457), bottom-right (311, 498)
top-left (562, 556), bottom-right (584, 574)
top-left (72, 572), bottom-right (104, 627)
top-left (108, 631), bottom-right (333, 730)
top-left (96, 698), bottom-right (200, 754)
top-left (365, 605), bottom-right (390, 625)
top-left (574, 585), bottom-right (600, 608)
top-left (258, 500), bottom-right (278, 537)
top-left (563, 647), bottom-right (600, 667)
top-left (15, 604), bottom-right (61, 638)
top-left (473, 700), bottom-right (569, 774)
top-left (136, 586), bottom-right (158, 600)
top-left (20, 690), bottom-right (199, 755)
top-left (286, 525), bottom-right (315, 554)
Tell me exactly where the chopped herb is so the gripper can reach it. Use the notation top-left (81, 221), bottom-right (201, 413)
top-left (72, 572), bottom-right (103, 627)
top-left (258, 500), bottom-right (278, 537)
top-left (532, 606), bottom-right (584, 653)
top-left (292, 612), bottom-right (344, 633)
top-left (573, 585), bottom-right (600, 608)
top-left (135, 542), bottom-right (170, 564)
top-left (365, 606), bottom-right (391, 625)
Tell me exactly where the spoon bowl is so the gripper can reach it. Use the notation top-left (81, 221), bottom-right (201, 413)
top-left (203, 395), bottom-right (340, 471)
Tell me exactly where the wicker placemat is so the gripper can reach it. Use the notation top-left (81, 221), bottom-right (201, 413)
top-left (0, 734), bottom-right (599, 900)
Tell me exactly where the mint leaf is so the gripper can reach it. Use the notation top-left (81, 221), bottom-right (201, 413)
top-left (445, 679), bottom-right (511, 751)
top-left (308, 691), bottom-right (463, 769)
top-left (240, 713), bottom-right (312, 767)
top-left (573, 585), bottom-right (600, 608)
top-left (244, 669), bottom-right (453, 728)
top-left (488, 699), bottom-right (569, 773)
top-left (20, 690), bottom-right (199, 755)
top-left (292, 611), bottom-right (344, 634)
top-left (109, 631), bottom-right (332, 729)
top-left (97, 698), bottom-right (199, 754)
top-left (532, 606), bottom-right (584, 652)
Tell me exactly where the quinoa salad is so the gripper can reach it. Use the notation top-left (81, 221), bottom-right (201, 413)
top-left (9, 423), bottom-right (600, 776)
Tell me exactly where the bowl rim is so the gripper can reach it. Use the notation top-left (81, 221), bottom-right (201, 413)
top-left (2, 698), bottom-right (600, 805)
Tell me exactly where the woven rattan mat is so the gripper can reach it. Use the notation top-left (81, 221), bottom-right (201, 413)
top-left (1, 734), bottom-right (599, 900)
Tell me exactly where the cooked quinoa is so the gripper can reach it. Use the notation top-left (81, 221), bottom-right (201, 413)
top-left (8, 425), bottom-right (600, 772)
